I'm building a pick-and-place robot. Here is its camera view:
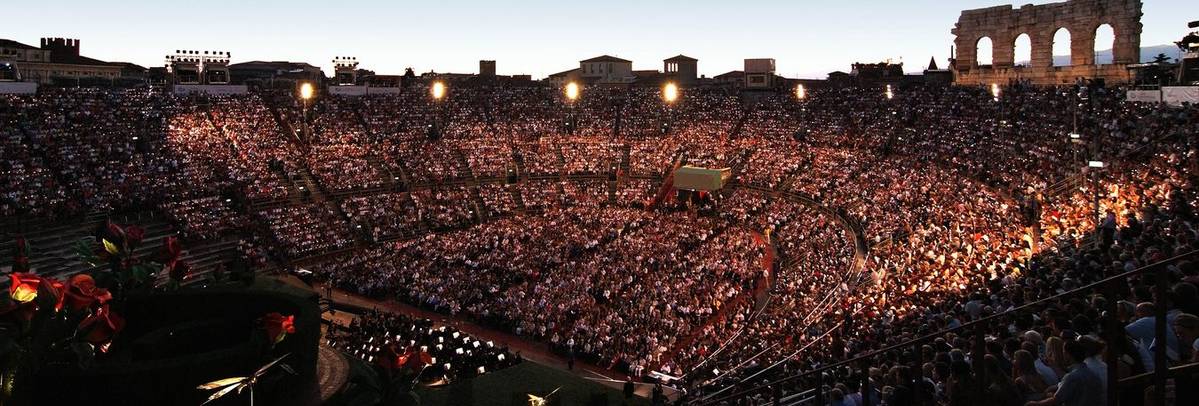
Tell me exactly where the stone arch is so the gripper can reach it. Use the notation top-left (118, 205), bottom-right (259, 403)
top-left (1110, 20), bottom-right (1142, 64)
top-left (976, 36), bottom-right (994, 66)
top-left (1013, 33), bottom-right (1032, 67)
top-left (1093, 23), bottom-right (1115, 64)
top-left (950, 0), bottom-right (1144, 85)
top-left (1052, 27), bottom-right (1072, 67)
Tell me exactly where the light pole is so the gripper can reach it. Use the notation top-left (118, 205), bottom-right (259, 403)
top-left (662, 82), bottom-right (679, 135)
top-left (991, 83), bottom-right (1004, 140)
top-left (565, 82), bottom-right (580, 135)
top-left (796, 84), bottom-right (808, 139)
top-left (430, 81), bottom-right (446, 139)
top-left (299, 82), bottom-right (314, 143)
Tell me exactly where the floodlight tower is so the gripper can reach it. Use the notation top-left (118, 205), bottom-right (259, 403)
top-left (662, 82), bottom-right (679, 135)
top-left (565, 82), bottom-right (580, 135)
top-left (299, 82), bottom-right (315, 142)
top-left (429, 81), bottom-right (446, 140)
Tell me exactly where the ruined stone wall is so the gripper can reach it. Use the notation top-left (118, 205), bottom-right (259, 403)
top-left (951, 0), bottom-right (1142, 85)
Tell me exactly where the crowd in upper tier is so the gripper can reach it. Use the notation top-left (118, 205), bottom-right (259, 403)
top-left (3, 82), bottom-right (1198, 405)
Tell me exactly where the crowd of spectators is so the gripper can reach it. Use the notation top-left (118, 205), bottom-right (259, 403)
top-left (257, 203), bottom-right (354, 259)
top-left (319, 205), bottom-right (772, 376)
top-left (4, 83), bottom-right (1199, 405)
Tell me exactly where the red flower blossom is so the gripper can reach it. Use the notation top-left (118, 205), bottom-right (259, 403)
top-left (47, 278), bottom-right (66, 312)
top-left (2, 273), bottom-right (65, 321)
top-left (79, 304), bottom-right (126, 345)
top-left (64, 274), bottom-right (112, 311)
top-left (123, 225), bottom-right (145, 247)
top-left (161, 237), bottom-right (190, 282)
top-left (258, 312), bottom-right (296, 344)
top-left (9, 273), bottom-right (42, 304)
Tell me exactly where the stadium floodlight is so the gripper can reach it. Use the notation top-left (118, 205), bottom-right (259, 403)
top-left (431, 81), bottom-right (447, 100)
top-left (1088, 160), bottom-right (1105, 168)
top-left (565, 82), bottom-right (580, 101)
top-left (796, 84), bottom-right (806, 100)
top-left (663, 82), bottom-right (679, 103)
top-left (299, 82), bottom-right (314, 100)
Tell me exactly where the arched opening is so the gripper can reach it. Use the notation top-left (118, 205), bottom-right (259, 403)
top-left (1013, 33), bottom-right (1032, 67)
top-left (1094, 24), bottom-right (1115, 64)
top-left (976, 36), bottom-right (994, 66)
top-left (1052, 27), bottom-right (1072, 66)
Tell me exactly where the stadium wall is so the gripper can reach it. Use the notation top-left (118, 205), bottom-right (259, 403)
top-left (0, 81), bottom-right (37, 94)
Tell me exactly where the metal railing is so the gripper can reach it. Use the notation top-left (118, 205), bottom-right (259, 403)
top-left (694, 249), bottom-right (1199, 405)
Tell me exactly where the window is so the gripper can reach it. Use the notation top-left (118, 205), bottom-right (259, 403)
top-left (976, 36), bottom-right (993, 66)
top-left (1013, 33), bottom-right (1031, 67)
top-left (1052, 27), bottom-right (1071, 67)
top-left (1094, 24), bottom-right (1115, 64)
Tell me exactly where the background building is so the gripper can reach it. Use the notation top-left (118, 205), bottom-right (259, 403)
top-left (664, 55), bottom-right (698, 84)
top-left (480, 60), bottom-right (496, 77)
top-left (579, 55), bottom-right (634, 84)
top-left (0, 37), bottom-right (142, 84)
top-left (744, 58), bottom-right (776, 89)
top-left (229, 61), bottom-right (323, 86)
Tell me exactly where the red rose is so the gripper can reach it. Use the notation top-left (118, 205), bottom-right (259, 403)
top-left (79, 304), bottom-right (125, 345)
top-left (124, 225), bottom-right (145, 247)
top-left (258, 312), bottom-right (296, 344)
top-left (46, 278), bottom-right (66, 312)
top-left (3, 273), bottom-right (67, 321)
top-left (65, 274), bottom-right (111, 311)
top-left (162, 236), bottom-right (182, 260)
top-left (161, 237), bottom-right (190, 282)
top-left (9, 273), bottom-right (41, 304)
top-left (103, 222), bottom-right (125, 245)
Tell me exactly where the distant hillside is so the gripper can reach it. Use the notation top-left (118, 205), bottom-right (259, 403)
top-left (1014, 44), bottom-right (1181, 66)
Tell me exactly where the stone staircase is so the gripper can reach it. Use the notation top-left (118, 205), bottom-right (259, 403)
top-left (509, 184), bottom-right (527, 215)
top-left (1, 212), bottom-right (237, 284)
top-left (366, 155), bottom-right (401, 191)
top-left (619, 143), bottom-right (632, 176)
top-left (452, 148), bottom-right (475, 182)
top-left (296, 168), bottom-right (327, 202)
top-left (468, 186), bottom-right (489, 222)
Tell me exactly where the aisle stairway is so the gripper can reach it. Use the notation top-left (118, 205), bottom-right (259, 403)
top-left (1, 212), bottom-right (238, 284)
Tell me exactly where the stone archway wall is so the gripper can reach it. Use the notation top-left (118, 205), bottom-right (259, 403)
top-left (951, 0), bottom-right (1142, 85)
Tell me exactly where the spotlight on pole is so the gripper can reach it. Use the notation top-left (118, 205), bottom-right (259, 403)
top-left (1088, 160), bottom-right (1105, 168)
top-left (795, 84), bottom-right (806, 100)
top-left (565, 82), bottom-right (580, 101)
top-left (299, 82), bottom-right (314, 100)
top-left (663, 82), bottom-right (679, 104)
top-left (431, 81), bottom-right (446, 100)
top-left (1070, 133), bottom-right (1081, 140)
top-left (885, 84), bottom-right (894, 100)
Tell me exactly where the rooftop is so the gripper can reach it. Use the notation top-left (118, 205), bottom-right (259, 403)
top-left (0, 39), bottom-right (39, 50)
top-left (664, 55), bottom-right (697, 62)
top-left (580, 55), bottom-right (631, 64)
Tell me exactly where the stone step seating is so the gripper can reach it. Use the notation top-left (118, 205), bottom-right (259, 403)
top-left (1, 212), bottom-right (237, 285)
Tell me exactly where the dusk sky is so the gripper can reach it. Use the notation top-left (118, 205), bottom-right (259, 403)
top-left (3, 0), bottom-right (1192, 79)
